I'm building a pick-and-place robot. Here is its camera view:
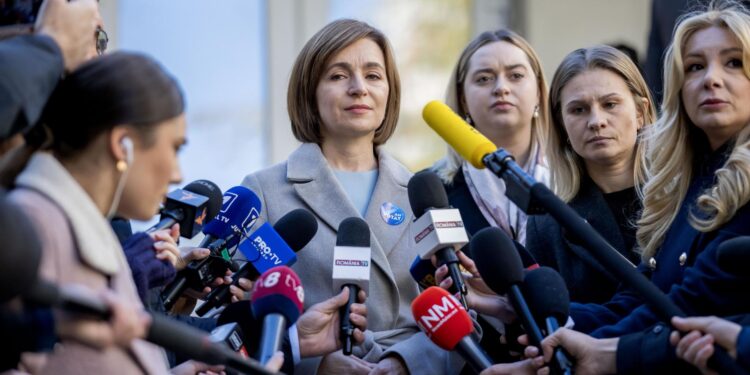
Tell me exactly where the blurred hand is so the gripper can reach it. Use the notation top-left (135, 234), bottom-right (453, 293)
top-left (536, 328), bottom-right (617, 375)
top-left (55, 287), bottom-right (148, 348)
top-left (369, 356), bottom-right (407, 375)
top-left (35, 0), bottom-right (100, 71)
top-left (229, 277), bottom-right (254, 303)
top-left (317, 350), bottom-right (374, 375)
top-left (170, 360), bottom-right (225, 375)
top-left (298, 287), bottom-right (367, 358)
top-left (670, 316), bottom-right (742, 374)
top-left (151, 224), bottom-right (181, 268)
top-left (434, 251), bottom-right (516, 322)
top-left (480, 346), bottom-right (547, 375)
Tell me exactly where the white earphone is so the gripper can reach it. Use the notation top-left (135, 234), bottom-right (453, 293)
top-left (121, 136), bottom-right (134, 165)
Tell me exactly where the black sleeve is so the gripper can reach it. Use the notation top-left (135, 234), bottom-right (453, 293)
top-left (0, 34), bottom-right (63, 139)
top-left (616, 322), bottom-right (700, 375)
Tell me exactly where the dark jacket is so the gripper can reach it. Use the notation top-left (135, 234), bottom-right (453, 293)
top-left (569, 138), bottom-right (738, 334)
top-left (525, 175), bottom-right (641, 304)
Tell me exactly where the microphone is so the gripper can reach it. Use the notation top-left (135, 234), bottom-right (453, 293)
top-left (209, 322), bottom-right (250, 358)
top-left (196, 208), bottom-right (318, 316)
top-left (410, 255), bottom-right (437, 289)
top-left (522, 267), bottom-right (574, 375)
top-left (22, 279), bottom-right (276, 375)
top-left (471, 227), bottom-right (545, 348)
top-left (147, 179), bottom-right (223, 238)
top-left (161, 186), bottom-right (262, 310)
top-left (407, 170), bottom-right (470, 309)
top-left (252, 266), bottom-right (304, 365)
top-left (515, 241), bottom-right (540, 271)
top-left (411, 286), bottom-right (493, 372)
top-left (0, 194), bottom-right (42, 302)
top-left (422, 101), bottom-right (497, 169)
top-left (332, 217), bottom-right (371, 355)
top-left (717, 236), bottom-right (750, 275)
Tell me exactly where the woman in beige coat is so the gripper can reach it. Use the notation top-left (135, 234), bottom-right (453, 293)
top-left (4, 52), bottom-right (197, 374)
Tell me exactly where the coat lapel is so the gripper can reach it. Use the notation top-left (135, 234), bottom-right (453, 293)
top-left (363, 148), bottom-right (412, 260)
top-left (287, 144), bottom-right (399, 286)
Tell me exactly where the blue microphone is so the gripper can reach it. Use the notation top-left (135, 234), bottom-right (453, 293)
top-left (161, 186), bottom-right (262, 310)
top-left (195, 208), bottom-right (318, 316)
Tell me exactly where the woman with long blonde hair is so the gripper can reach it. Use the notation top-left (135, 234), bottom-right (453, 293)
top-left (532, 2), bottom-right (750, 373)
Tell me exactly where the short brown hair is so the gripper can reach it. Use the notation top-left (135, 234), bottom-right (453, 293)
top-left (287, 19), bottom-right (401, 145)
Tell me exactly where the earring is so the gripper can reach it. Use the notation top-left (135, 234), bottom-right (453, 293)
top-left (116, 160), bottom-right (127, 172)
top-left (533, 106), bottom-right (540, 119)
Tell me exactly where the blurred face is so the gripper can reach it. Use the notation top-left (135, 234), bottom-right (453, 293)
top-left (560, 68), bottom-right (644, 169)
top-left (463, 41), bottom-right (539, 139)
top-left (316, 38), bottom-right (389, 143)
top-left (682, 26), bottom-right (750, 150)
top-left (118, 114), bottom-right (186, 220)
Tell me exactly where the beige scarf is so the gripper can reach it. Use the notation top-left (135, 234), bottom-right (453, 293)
top-left (462, 141), bottom-right (549, 245)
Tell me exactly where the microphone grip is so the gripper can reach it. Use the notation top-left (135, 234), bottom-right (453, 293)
top-left (508, 285), bottom-right (544, 348)
top-left (161, 276), bottom-right (189, 311)
top-left (146, 216), bottom-right (177, 234)
top-left (196, 263), bottom-right (261, 317)
top-left (257, 314), bottom-right (286, 365)
top-left (435, 248), bottom-right (469, 310)
top-left (545, 318), bottom-right (573, 375)
top-left (455, 336), bottom-right (493, 372)
top-left (340, 284), bottom-right (359, 355)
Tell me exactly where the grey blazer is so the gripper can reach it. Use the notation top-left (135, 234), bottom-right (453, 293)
top-left (242, 143), bottom-right (461, 374)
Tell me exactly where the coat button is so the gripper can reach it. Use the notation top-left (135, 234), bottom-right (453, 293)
top-left (649, 257), bottom-right (657, 270)
top-left (653, 325), bottom-right (663, 334)
top-left (679, 252), bottom-right (687, 266)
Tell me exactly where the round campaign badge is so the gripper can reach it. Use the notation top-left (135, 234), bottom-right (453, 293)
top-left (380, 202), bottom-right (405, 225)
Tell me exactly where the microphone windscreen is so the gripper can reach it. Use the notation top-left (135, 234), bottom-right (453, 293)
top-left (251, 266), bottom-right (304, 326)
top-left (274, 208), bottom-right (318, 252)
top-left (522, 267), bottom-right (570, 327)
top-left (471, 227), bottom-right (524, 294)
top-left (515, 241), bottom-right (540, 270)
top-left (0, 195), bottom-right (42, 302)
top-left (203, 186), bottom-right (262, 244)
top-left (717, 236), bottom-right (750, 275)
top-left (422, 101), bottom-right (497, 169)
top-left (411, 286), bottom-right (473, 351)
top-left (184, 180), bottom-right (223, 219)
top-left (407, 170), bottom-right (450, 217)
top-left (336, 217), bottom-right (370, 247)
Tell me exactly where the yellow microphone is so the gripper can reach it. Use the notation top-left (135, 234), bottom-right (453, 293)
top-left (422, 101), bottom-right (497, 169)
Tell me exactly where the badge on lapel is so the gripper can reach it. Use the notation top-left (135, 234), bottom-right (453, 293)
top-left (380, 202), bottom-right (405, 225)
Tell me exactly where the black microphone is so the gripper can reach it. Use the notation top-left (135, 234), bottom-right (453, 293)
top-left (196, 208), bottom-right (318, 316)
top-left (471, 226), bottom-right (545, 348)
top-left (407, 170), bottom-right (470, 310)
top-left (332, 217), bottom-right (371, 356)
top-left (0, 193), bottom-right (42, 302)
top-left (161, 186), bottom-right (262, 310)
top-left (717, 236), bottom-right (750, 275)
top-left (147, 180), bottom-right (223, 238)
top-left (21, 279), bottom-right (276, 375)
top-left (522, 267), bottom-right (574, 375)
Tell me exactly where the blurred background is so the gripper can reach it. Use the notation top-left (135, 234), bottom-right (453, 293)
top-left (3, 0), bottom-right (656, 190)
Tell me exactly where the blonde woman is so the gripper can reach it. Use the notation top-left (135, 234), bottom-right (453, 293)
top-left (537, 2), bottom-right (750, 373)
top-left (525, 46), bottom-right (656, 305)
top-left (433, 29), bottom-right (549, 245)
